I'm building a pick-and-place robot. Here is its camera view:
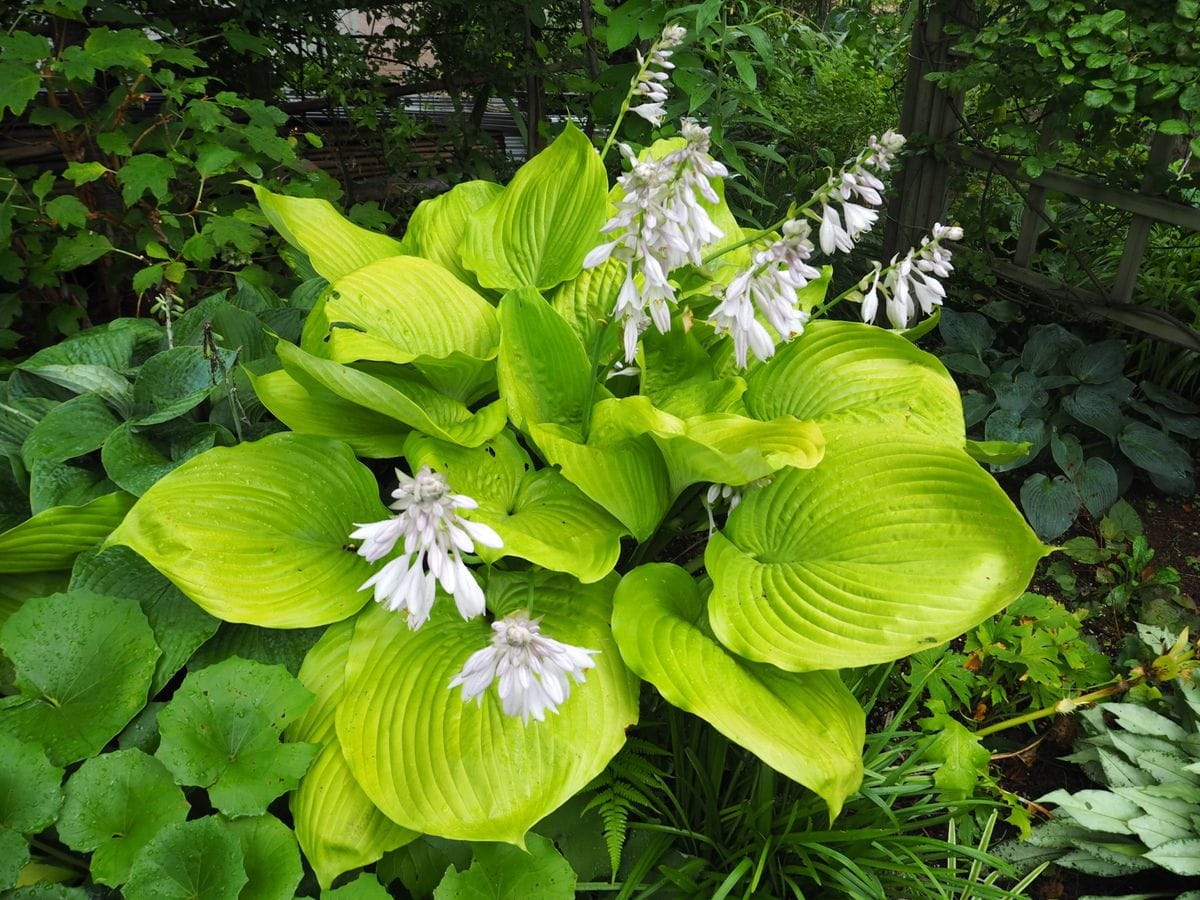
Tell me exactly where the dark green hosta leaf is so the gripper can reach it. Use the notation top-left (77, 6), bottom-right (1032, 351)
top-left (1077, 457), bottom-right (1118, 518)
top-left (101, 420), bottom-right (228, 496)
top-left (1051, 431), bottom-right (1084, 479)
top-left (19, 364), bottom-right (133, 414)
top-left (612, 564), bottom-right (864, 817)
top-left (961, 392), bottom-right (994, 428)
top-left (462, 123), bottom-right (608, 291)
top-left (938, 308), bottom-right (994, 356)
top-left (0, 591), bottom-right (158, 764)
top-left (1118, 422), bottom-right (1193, 492)
top-left (130, 345), bottom-right (235, 426)
top-left (1063, 385), bottom-right (1126, 439)
top-left (0, 571), bottom-right (69, 625)
top-left (0, 732), bottom-right (63, 834)
top-left (983, 410), bottom-right (1046, 470)
top-left (1069, 340), bottom-right (1126, 384)
top-left (124, 817), bottom-right (247, 900)
top-left (18, 318), bottom-right (162, 374)
top-left (433, 833), bottom-right (576, 900)
top-left (71, 545), bottom-right (218, 694)
top-left (29, 460), bottom-right (116, 514)
top-left (226, 814), bottom-right (304, 900)
top-left (109, 433), bottom-right (385, 627)
top-left (993, 372), bottom-right (1039, 414)
top-left (705, 426), bottom-right (1047, 671)
top-left (156, 657), bottom-right (317, 817)
top-left (188, 622), bottom-right (323, 677)
top-left (1140, 380), bottom-right (1199, 415)
top-left (939, 352), bottom-right (990, 378)
top-left (57, 749), bottom-right (188, 886)
top-left (399, 180), bottom-right (503, 288)
top-left (1021, 324), bottom-right (1082, 375)
top-left (20, 393), bottom-right (121, 468)
top-left (1020, 473), bottom-right (1080, 541)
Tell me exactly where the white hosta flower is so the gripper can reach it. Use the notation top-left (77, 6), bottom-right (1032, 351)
top-left (627, 24), bottom-right (686, 125)
top-left (852, 223), bottom-right (963, 329)
top-left (449, 611), bottom-right (599, 723)
top-left (586, 119), bottom-right (728, 362)
top-left (350, 467), bottom-right (502, 630)
top-left (809, 130), bottom-right (905, 256)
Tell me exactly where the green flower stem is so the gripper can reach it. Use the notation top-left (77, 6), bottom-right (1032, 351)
top-left (580, 317), bottom-right (616, 441)
top-left (974, 680), bottom-right (1135, 738)
top-left (599, 48), bottom-right (659, 163)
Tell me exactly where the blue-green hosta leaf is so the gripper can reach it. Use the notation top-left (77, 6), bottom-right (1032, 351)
top-left (130, 345), bottom-right (236, 426)
top-left (432, 833), bottom-right (576, 899)
top-left (1077, 457), bottom-right (1118, 518)
top-left (400, 180), bottom-right (503, 288)
top-left (0, 732), bottom-right (63, 834)
top-left (591, 396), bottom-right (823, 493)
top-left (611, 564), bottom-right (863, 817)
top-left (156, 657), bottom-right (318, 817)
top-left (20, 393), bottom-right (121, 468)
top-left (1063, 385), bottom-right (1126, 439)
top-left (71, 545), bottom-right (219, 695)
top-left (324, 255), bottom-right (499, 398)
top-left (278, 342), bottom-right (506, 449)
top-left (17, 363), bottom-right (133, 415)
top-left (287, 620), bottom-right (418, 889)
top-left (461, 124), bottom-right (608, 291)
top-left (705, 427), bottom-right (1048, 671)
top-left (0, 591), bottom-right (158, 764)
top-left (123, 817), bottom-right (247, 900)
top-left (405, 432), bottom-right (624, 583)
top-left (248, 368), bottom-right (408, 458)
top-left (101, 420), bottom-right (228, 496)
top-left (497, 287), bottom-right (593, 433)
top-left (1118, 422), bottom-right (1193, 487)
top-left (57, 749), bottom-right (188, 887)
top-left (336, 572), bottom-right (638, 846)
top-left (530, 423), bottom-right (670, 542)
top-left (226, 814), bottom-right (304, 900)
top-left (247, 184), bottom-right (406, 283)
top-left (1020, 473), bottom-right (1081, 542)
top-left (108, 433), bottom-right (386, 628)
top-left (18, 318), bottom-right (162, 374)
top-left (744, 320), bottom-right (964, 444)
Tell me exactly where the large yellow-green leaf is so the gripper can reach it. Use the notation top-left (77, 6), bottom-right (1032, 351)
top-left (277, 342), bottom-right (506, 448)
top-left (461, 124), bottom-right (607, 291)
top-left (706, 426), bottom-right (1049, 671)
top-left (401, 180), bottom-right (503, 289)
top-left (108, 433), bottom-right (386, 628)
top-left (0, 492), bottom-right (133, 574)
top-left (612, 564), bottom-right (863, 817)
top-left (405, 432), bottom-right (625, 583)
top-left (549, 257), bottom-right (625, 356)
top-left (246, 184), bottom-right (405, 283)
top-left (336, 572), bottom-right (638, 846)
top-left (247, 368), bottom-right (408, 459)
top-left (744, 320), bottom-right (964, 443)
top-left (286, 620), bottom-right (416, 889)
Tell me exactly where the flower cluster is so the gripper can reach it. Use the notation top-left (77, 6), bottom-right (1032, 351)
top-left (707, 218), bottom-right (820, 368)
top-left (852, 223), bottom-right (964, 329)
top-left (450, 611), bottom-right (599, 723)
top-left (351, 467), bottom-right (502, 630)
top-left (810, 130), bottom-right (905, 256)
top-left (628, 24), bottom-right (687, 126)
top-left (584, 119), bottom-right (729, 362)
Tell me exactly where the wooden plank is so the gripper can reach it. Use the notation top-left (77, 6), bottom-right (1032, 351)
top-left (961, 147), bottom-right (1200, 230)
top-left (1012, 108), bottom-right (1058, 268)
top-left (1112, 131), bottom-right (1177, 303)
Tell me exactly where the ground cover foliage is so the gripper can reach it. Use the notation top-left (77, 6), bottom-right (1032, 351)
top-left (1, 1), bottom-right (1200, 899)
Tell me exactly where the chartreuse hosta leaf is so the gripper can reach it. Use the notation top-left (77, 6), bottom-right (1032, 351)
top-left (278, 341), bottom-right (507, 449)
top-left (706, 426), bottom-right (1049, 672)
top-left (462, 123), bottom-right (608, 291)
top-left (246, 184), bottom-right (406, 283)
top-left (640, 327), bottom-right (747, 420)
top-left (108, 433), bottom-right (385, 628)
top-left (400, 180), bottom-right (503, 288)
top-left (337, 572), bottom-right (638, 845)
top-left (156, 657), bottom-right (318, 818)
top-left (247, 368), bottom-right (408, 459)
top-left (745, 319), bottom-right (964, 443)
top-left (550, 256), bottom-right (625, 356)
top-left (0, 492), bottom-right (133, 574)
top-left (0, 591), bottom-right (158, 765)
top-left (611, 564), bottom-right (864, 817)
top-left (287, 620), bottom-right (417, 889)
top-left (57, 749), bottom-right (188, 886)
top-left (405, 432), bottom-right (624, 583)
top-left (323, 255), bottom-right (499, 399)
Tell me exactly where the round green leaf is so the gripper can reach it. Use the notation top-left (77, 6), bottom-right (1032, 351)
top-left (108, 433), bottom-right (386, 627)
top-left (433, 832), bottom-right (576, 899)
top-left (461, 123), bottom-right (608, 291)
top-left (336, 572), bottom-right (638, 845)
top-left (0, 732), bottom-right (63, 834)
top-left (744, 320), bottom-right (964, 443)
top-left (156, 657), bottom-right (318, 818)
top-left (287, 621), bottom-right (417, 889)
top-left (705, 427), bottom-right (1049, 672)
top-left (0, 826), bottom-right (29, 891)
top-left (611, 564), bottom-right (864, 817)
top-left (57, 749), bottom-right (188, 886)
top-left (0, 591), bottom-right (158, 764)
top-left (124, 817), bottom-right (247, 900)
top-left (225, 814), bottom-right (303, 900)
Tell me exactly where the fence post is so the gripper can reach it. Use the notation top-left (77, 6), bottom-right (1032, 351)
top-left (1110, 130), bottom-right (1177, 303)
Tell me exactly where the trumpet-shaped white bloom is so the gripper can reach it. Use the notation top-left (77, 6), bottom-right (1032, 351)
top-left (811, 130), bottom-right (905, 256)
top-left (351, 467), bottom-right (502, 631)
top-left (449, 611), bottom-right (599, 723)
top-left (628, 24), bottom-right (687, 125)
top-left (854, 223), bottom-right (964, 329)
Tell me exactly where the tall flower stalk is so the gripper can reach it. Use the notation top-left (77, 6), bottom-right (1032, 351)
top-left (599, 23), bottom-right (687, 161)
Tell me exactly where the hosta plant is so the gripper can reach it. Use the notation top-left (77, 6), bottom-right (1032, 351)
top-left (3, 26), bottom-right (1045, 891)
